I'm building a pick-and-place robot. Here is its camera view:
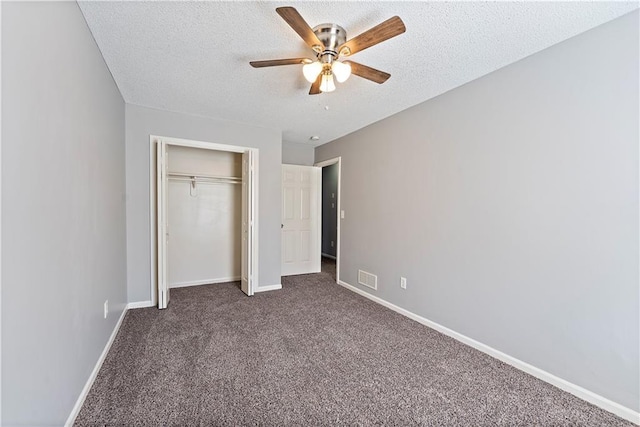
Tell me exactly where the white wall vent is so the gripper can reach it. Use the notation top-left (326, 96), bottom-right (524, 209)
top-left (358, 270), bottom-right (378, 290)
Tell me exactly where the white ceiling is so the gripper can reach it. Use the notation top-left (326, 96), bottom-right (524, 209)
top-left (78, 1), bottom-right (637, 147)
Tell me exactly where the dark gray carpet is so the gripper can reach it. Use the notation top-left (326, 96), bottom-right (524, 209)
top-left (321, 256), bottom-right (336, 280)
top-left (76, 269), bottom-right (633, 426)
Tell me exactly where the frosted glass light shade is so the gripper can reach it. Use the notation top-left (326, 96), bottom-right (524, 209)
top-left (320, 73), bottom-right (336, 92)
top-left (302, 61), bottom-right (323, 83)
top-left (332, 61), bottom-right (351, 83)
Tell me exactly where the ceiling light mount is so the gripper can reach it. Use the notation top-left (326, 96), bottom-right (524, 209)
top-left (312, 23), bottom-right (347, 59)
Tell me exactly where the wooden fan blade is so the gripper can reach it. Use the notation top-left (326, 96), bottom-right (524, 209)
top-left (338, 16), bottom-right (405, 56)
top-left (250, 58), bottom-right (311, 68)
top-left (276, 7), bottom-right (324, 52)
top-left (346, 61), bottom-right (391, 84)
top-left (309, 74), bottom-right (322, 95)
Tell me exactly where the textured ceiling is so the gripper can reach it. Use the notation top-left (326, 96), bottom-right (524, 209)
top-left (79, 1), bottom-right (637, 147)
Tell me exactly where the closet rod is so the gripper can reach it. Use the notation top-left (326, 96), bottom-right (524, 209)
top-left (168, 172), bottom-right (241, 181)
top-left (168, 176), bottom-right (241, 185)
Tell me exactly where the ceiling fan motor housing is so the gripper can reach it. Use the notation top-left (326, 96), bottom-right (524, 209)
top-left (313, 23), bottom-right (347, 63)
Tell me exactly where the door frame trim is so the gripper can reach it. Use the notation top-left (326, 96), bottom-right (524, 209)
top-left (314, 157), bottom-right (342, 283)
top-left (149, 135), bottom-right (259, 306)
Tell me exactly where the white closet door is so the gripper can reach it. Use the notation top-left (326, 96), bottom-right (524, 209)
top-left (241, 150), bottom-right (254, 296)
top-left (281, 164), bottom-right (321, 276)
top-left (157, 140), bottom-right (170, 308)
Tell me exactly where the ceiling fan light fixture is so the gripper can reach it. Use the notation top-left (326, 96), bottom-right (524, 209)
top-left (251, 7), bottom-right (406, 95)
top-left (320, 73), bottom-right (336, 93)
top-left (302, 61), bottom-right (323, 83)
top-left (332, 61), bottom-right (351, 83)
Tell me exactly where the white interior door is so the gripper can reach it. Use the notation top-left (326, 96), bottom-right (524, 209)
top-left (241, 150), bottom-right (254, 295)
top-left (157, 139), bottom-right (170, 308)
top-left (281, 164), bottom-right (321, 276)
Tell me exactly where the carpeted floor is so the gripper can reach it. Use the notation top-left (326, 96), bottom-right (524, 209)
top-left (321, 256), bottom-right (336, 280)
top-left (76, 268), bottom-right (633, 426)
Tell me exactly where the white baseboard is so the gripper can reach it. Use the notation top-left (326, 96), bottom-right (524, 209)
top-left (169, 276), bottom-right (240, 289)
top-left (337, 279), bottom-right (640, 425)
top-left (65, 306), bottom-right (128, 427)
top-left (127, 300), bottom-right (155, 309)
top-left (321, 253), bottom-right (336, 260)
top-left (255, 283), bottom-right (282, 293)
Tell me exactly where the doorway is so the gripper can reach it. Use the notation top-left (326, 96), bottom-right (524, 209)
top-left (151, 136), bottom-right (258, 308)
top-left (315, 157), bottom-right (341, 283)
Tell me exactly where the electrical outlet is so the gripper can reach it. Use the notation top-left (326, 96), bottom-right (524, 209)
top-left (331, 241), bottom-right (334, 247)
top-left (400, 277), bottom-right (407, 289)
top-left (104, 300), bottom-right (108, 319)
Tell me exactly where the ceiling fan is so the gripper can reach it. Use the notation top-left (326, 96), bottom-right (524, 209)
top-left (250, 7), bottom-right (406, 95)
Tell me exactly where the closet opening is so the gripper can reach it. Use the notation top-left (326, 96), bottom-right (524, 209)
top-left (151, 136), bottom-right (258, 309)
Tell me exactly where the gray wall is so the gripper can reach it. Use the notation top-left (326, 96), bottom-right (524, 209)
top-left (2, 2), bottom-right (127, 425)
top-left (322, 163), bottom-right (338, 257)
top-left (125, 104), bottom-right (282, 302)
top-left (282, 141), bottom-right (315, 166)
top-left (316, 11), bottom-right (639, 411)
